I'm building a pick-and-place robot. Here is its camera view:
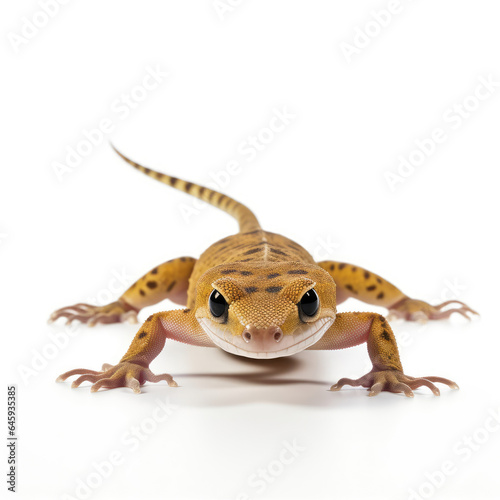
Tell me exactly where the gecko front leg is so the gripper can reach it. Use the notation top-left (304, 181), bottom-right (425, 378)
top-left (57, 309), bottom-right (214, 393)
top-left (309, 312), bottom-right (458, 397)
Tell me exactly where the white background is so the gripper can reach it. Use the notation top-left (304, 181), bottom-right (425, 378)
top-left (2, 1), bottom-right (499, 499)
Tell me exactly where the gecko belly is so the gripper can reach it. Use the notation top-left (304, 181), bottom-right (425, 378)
top-left (197, 317), bottom-right (335, 359)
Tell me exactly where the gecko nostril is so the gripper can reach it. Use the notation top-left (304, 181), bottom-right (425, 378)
top-left (242, 326), bottom-right (282, 344)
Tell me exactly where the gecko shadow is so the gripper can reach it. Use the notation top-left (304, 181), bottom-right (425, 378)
top-left (142, 351), bottom-right (416, 408)
top-left (176, 354), bottom-right (329, 386)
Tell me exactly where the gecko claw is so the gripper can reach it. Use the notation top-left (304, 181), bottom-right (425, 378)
top-left (127, 377), bottom-right (142, 394)
top-left (57, 361), bottom-right (177, 393)
top-left (331, 370), bottom-right (457, 397)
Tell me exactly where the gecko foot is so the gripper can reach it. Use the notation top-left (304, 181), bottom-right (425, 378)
top-left (330, 369), bottom-right (458, 397)
top-left (56, 362), bottom-right (178, 393)
top-left (49, 300), bottom-right (139, 327)
top-left (387, 298), bottom-right (478, 322)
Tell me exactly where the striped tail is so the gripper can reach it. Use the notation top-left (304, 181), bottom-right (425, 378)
top-left (111, 145), bottom-right (261, 233)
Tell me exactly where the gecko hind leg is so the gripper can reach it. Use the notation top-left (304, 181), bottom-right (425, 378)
top-left (49, 257), bottom-right (196, 327)
top-left (318, 261), bottom-right (478, 322)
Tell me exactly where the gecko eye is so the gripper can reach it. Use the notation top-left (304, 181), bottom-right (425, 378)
top-left (298, 289), bottom-right (319, 318)
top-left (209, 290), bottom-right (228, 318)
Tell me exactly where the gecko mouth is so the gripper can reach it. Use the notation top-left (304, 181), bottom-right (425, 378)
top-left (197, 316), bottom-right (335, 359)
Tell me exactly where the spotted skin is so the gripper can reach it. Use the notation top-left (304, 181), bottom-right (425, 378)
top-left (54, 147), bottom-right (476, 396)
top-left (122, 257), bottom-right (196, 310)
top-left (318, 261), bottom-right (405, 308)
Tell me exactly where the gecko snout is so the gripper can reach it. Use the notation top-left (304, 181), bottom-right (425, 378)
top-left (242, 325), bottom-right (283, 346)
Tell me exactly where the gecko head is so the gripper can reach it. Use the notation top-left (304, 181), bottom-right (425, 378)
top-left (194, 262), bottom-right (337, 359)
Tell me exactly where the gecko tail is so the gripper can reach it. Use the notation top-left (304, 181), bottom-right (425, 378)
top-left (111, 144), bottom-right (261, 233)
